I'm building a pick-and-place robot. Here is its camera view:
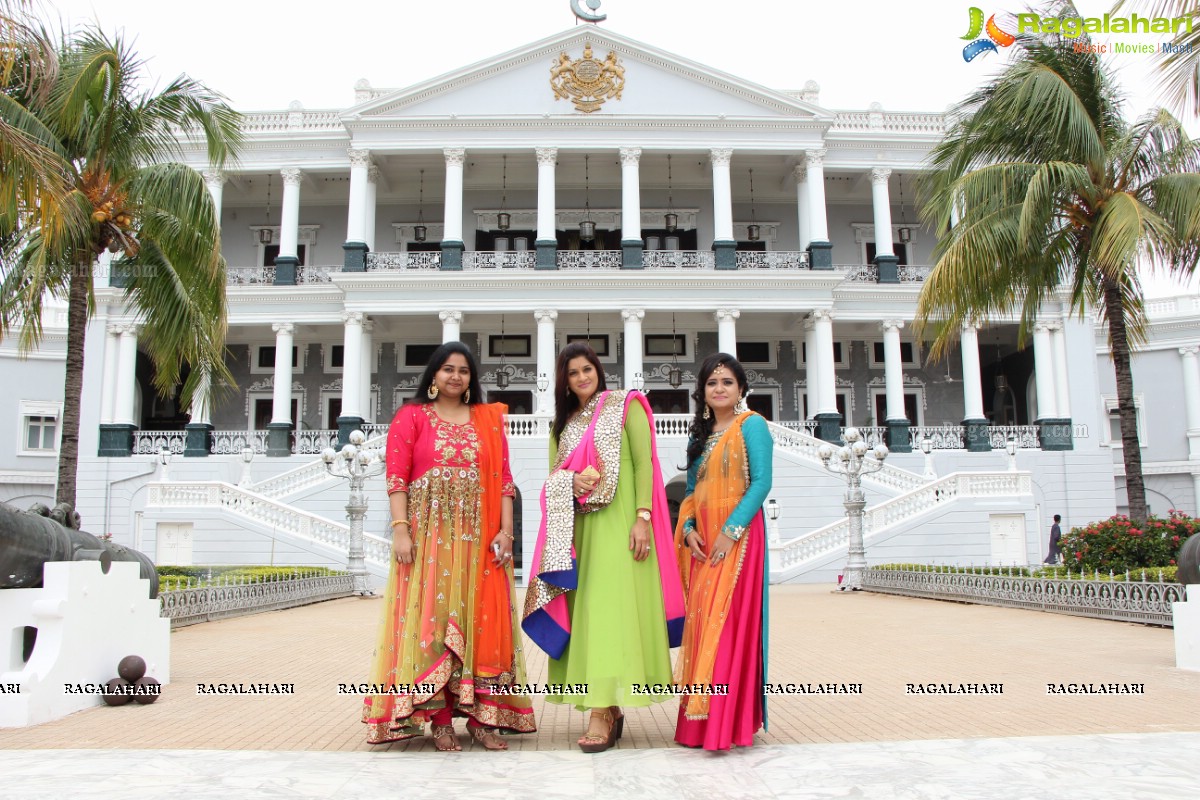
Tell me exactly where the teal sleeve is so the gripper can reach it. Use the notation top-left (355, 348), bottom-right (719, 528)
top-left (682, 439), bottom-right (699, 533)
top-left (625, 400), bottom-right (653, 511)
top-left (723, 415), bottom-right (774, 534)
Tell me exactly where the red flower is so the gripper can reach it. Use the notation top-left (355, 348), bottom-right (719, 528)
top-left (1170, 559), bottom-right (1177, 566)
top-left (1075, 552), bottom-right (1082, 560)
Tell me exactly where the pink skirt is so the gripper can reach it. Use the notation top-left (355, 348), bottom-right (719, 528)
top-left (674, 516), bottom-right (766, 751)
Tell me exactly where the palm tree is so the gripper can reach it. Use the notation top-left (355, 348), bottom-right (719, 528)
top-left (0, 22), bottom-right (242, 513)
top-left (916, 8), bottom-right (1200, 523)
top-left (1114, 1), bottom-right (1200, 117)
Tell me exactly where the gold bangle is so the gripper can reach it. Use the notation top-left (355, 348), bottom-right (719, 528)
top-left (496, 530), bottom-right (513, 540)
top-left (391, 519), bottom-right (410, 528)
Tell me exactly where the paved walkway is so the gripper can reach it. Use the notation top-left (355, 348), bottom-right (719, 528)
top-left (3, 586), bottom-right (1200, 796)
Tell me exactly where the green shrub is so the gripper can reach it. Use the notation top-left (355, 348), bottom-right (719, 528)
top-left (1059, 510), bottom-right (1198, 573)
top-left (157, 565), bottom-right (343, 593)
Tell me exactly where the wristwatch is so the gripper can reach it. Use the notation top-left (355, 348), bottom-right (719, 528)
top-left (637, 509), bottom-right (652, 522)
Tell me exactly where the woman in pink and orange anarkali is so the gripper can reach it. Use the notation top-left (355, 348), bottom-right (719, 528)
top-left (362, 342), bottom-right (535, 751)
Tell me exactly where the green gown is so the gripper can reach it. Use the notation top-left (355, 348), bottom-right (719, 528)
top-left (546, 400), bottom-right (674, 710)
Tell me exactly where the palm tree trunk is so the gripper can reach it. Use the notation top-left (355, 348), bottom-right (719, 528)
top-left (1102, 280), bottom-right (1149, 524)
top-left (55, 266), bottom-right (89, 513)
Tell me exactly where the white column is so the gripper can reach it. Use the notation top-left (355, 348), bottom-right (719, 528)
top-left (340, 313), bottom-right (363, 420)
top-left (1180, 347), bottom-right (1200, 459)
top-left (961, 322), bottom-right (986, 421)
top-left (794, 165), bottom-right (811, 251)
top-left (1032, 322), bottom-right (1058, 420)
top-left (620, 147), bottom-right (642, 243)
top-left (804, 316), bottom-right (818, 419)
top-left (365, 165), bottom-right (379, 251)
top-left (440, 310), bottom-right (462, 343)
top-left (191, 368), bottom-right (212, 426)
top-left (710, 148), bottom-right (734, 243)
top-left (442, 147), bottom-right (465, 244)
top-left (715, 308), bottom-right (740, 355)
top-left (813, 310), bottom-right (838, 416)
top-left (535, 147), bottom-right (558, 243)
top-left (360, 319), bottom-right (374, 423)
top-left (535, 309), bottom-right (558, 415)
top-left (114, 324), bottom-right (140, 426)
top-left (1050, 321), bottom-right (1072, 419)
top-left (346, 148), bottom-right (370, 245)
top-left (622, 309), bottom-right (645, 390)
top-left (279, 168), bottom-right (302, 262)
top-left (805, 149), bottom-right (830, 243)
top-left (881, 319), bottom-right (907, 422)
top-left (870, 167), bottom-right (895, 258)
top-left (202, 169), bottom-right (225, 221)
top-left (100, 324), bottom-right (120, 424)
top-left (270, 323), bottom-right (295, 426)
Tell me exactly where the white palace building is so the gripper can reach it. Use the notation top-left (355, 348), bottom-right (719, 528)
top-left (4, 23), bottom-right (1200, 584)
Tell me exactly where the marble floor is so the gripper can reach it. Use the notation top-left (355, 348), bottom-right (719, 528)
top-left (3, 732), bottom-right (1198, 799)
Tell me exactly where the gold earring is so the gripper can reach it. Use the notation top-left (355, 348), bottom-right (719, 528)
top-left (703, 405), bottom-right (710, 420)
top-left (463, 388), bottom-right (470, 404)
top-left (427, 384), bottom-right (439, 400)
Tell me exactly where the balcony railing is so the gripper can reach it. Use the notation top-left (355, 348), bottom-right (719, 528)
top-left (133, 431), bottom-right (187, 455)
top-left (211, 430), bottom-right (271, 455)
top-left (844, 264), bottom-right (878, 282)
top-left (463, 251), bottom-right (536, 270)
top-left (296, 265), bottom-right (343, 284)
top-left (735, 251), bottom-right (809, 269)
top-left (365, 251), bottom-right (441, 270)
top-left (227, 266), bottom-right (276, 285)
top-left (908, 426), bottom-right (966, 450)
top-left (557, 250), bottom-right (623, 270)
top-left (642, 250), bottom-right (715, 269)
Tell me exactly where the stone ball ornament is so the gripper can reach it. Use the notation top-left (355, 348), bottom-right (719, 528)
top-left (103, 678), bottom-right (133, 706)
top-left (134, 677), bottom-right (161, 704)
top-left (117, 654), bottom-right (147, 683)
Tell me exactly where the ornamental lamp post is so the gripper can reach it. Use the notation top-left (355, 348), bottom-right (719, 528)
top-left (322, 430), bottom-right (385, 595)
top-left (157, 446), bottom-right (172, 481)
top-left (238, 445), bottom-right (255, 487)
top-left (818, 427), bottom-right (889, 591)
top-left (766, 497), bottom-right (781, 545)
top-left (536, 372), bottom-right (550, 415)
top-left (920, 434), bottom-right (935, 479)
top-left (1006, 434), bottom-right (1018, 472)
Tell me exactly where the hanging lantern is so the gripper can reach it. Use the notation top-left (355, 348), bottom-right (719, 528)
top-left (664, 154), bottom-right (678, 233)
top-left (497, 155), bottom-right (511, 231)
top-left (746, 168), bottom-right (760, 241)
top-left (414, 168), bottom-right (428, 242)
top-left (746, 224), bottom-right (761, 241)
top-left (497, 212), bottom-right (511, 232)
top-left (668, 367), bottom-right (682, 388)
top-left (260, 173), bottom-right (274, 244)
top-left (898, 227), bottom-right (912, 243)
top-left (580, 154), bottom-right (596, 242)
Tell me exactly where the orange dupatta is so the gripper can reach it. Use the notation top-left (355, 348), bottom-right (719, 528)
top-left (672, 412), bottom-right (753, 718)
top-left (471, 402), bottom-right (516, 678)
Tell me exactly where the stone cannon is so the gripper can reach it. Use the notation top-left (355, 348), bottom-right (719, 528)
top-left (0, 502), bottom-right (158, 599)
top-left (1178, 534), bottom-right (1200, 588)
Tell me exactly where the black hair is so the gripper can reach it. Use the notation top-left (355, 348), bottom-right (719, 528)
top-left (684, 352), bottom-right (749, 467)
top-left (551, 342), bottom-right (607, 440)
top-left (412, 341), bottom-right (484, 406)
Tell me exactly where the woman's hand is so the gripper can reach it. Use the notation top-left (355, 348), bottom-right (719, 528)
top-left (709, 531), bottom-right (735, 567)
top-left (629, 517), bottom-right (652, 561)
top-left (492, 532), bottom-right (514, 567)
top-left (572, 470), bottom-right (597, 499)
top-left (684, 529), bottom-right (707, 561)
top-left (393, 532), bottom-right (416, 565)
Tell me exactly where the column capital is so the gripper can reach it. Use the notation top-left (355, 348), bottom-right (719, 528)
top-left (439, 310), bottom-right (463, 325)
top-left (106, 322), bottom-right (122, 336)
top-left (621, 308), bottom-right (645, 322)
top-left (714, 308), bottom-right (741, 322)
top-left (1033, 321), bottom-right (1055, 334)
top-left (348, 148), bottom-right (372, 168)
top-left (1043, 320), bottom-right (1064, 332)
top-left (809, 309), bottom-right (833, 323)
top-left (870, 167), bottom-right (892, 185)
top-left (961, 319), bottom-right (983, 333)
top-left (281, 167), bottom-right (303, 186)
top-left (709, 148), bottom-right (733, 166)
top-left (115, 322), bottom-right (142, 336)
top-left (880, 319), bottom-right (905, 333)
top-left (1181, 346), bottom-right (1200, 357)
top-left (367, 165), bottom-right (381, 183)
top-left (535, 147), bottom-right (558, 165)
top-left (362, 318), bottom-right (375, 334)
top-left (341, 312), bottom-right (364, 327)
top-left (272, 322), bottom-right (295, 335)
top-left (804, 148), bottom-right (827, 167)
top-left (202, 169), bottom-right (225, 187)
top-left (793, 164), bottom-right (808, 183)
top-left (443, 147), bottom-right (466, 166)
top-left (619, 147), bottom-right (642, 166)
top-left (534, 309), bottom-right (559, 323)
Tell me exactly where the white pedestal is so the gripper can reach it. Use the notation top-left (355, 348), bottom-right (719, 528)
top-left (1174, 584), bottom-right (1200, 671)
top-left (0, 561), bottom-right (170, 727)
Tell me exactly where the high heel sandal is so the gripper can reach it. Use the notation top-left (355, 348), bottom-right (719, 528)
top-left (578, 707), bottom-right (623, 754)
top-left (431, 724), bottom-right (460, 752)
top-left (470, 725), bottom-right (508, 751)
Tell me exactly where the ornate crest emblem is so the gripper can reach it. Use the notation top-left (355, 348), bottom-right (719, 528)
top-left (549, 43), bottom-right (625, 113)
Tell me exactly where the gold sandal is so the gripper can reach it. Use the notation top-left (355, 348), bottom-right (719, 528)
top-left (578, 707), bottom-right (622, 753)
top-left (431, 723), bottom-right (460, 751)
top-left (470, 726), bottom-right (508, 751)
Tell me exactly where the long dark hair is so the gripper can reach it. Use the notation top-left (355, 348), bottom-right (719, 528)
top-left (413, 341), bottom-right (484, 406)
top-left (685, 352), bottom-right (749, 467)
top-left (551, 342), bottom-right (607, 440)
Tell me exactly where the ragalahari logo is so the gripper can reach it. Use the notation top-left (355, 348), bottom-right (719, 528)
top-left (962, 7), bottom-right (1016, 61)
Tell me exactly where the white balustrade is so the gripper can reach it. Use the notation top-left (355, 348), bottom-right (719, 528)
top-left (211, 430), bottom-right (270, 455)
top-left (734, 251), bottom-right (810, 269)
top-left (908, 426), bottom-right (966, 450)
top-left (898, 265), bottom-right (932, 282)
top-left (294, 430), bottom-right (340, 455)
top-left (987, 425), bottom-right (1041, 450)
top-left (765, 421), bottom-right (928, 493)
top-left (296, 265), bottom-right (343, 284)
top-left (365, 251), bottom-right (442, 270)
top-left (843, 264), bottom-right (878, 282)
top-left (133, 431), bottom-right (187, 455)
top-left (227, 266), bottom-right (276, 285)
top-left (557, 251), bottom-right (623, 270)
top-left (463, 251), bottom-right (536, 270)
top-left (248, 431), bottom-right (388, 498)
top-left (641, 251), bottom-right (715, 269)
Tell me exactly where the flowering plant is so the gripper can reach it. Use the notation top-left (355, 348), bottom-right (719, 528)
top-left (1059, 510), bottom-right (1196, 573)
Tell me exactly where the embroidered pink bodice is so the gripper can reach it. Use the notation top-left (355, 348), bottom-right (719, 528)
top-left (386, 403), bottom-right (515, 496)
